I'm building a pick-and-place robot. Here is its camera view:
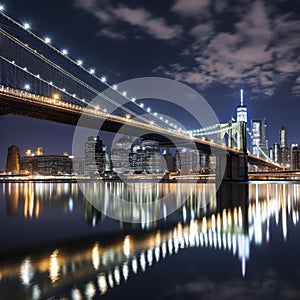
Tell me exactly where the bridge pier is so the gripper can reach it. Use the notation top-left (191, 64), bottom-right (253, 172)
top-left (217, 153), bottom-right (248, 181)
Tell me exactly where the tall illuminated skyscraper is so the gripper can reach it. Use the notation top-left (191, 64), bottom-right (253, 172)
top-left (237, 89), bottom-right (247, 123)
top-left (251, 118), bottom-right (268, 158)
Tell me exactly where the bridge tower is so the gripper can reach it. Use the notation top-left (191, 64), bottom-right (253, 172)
top-left (216, 121), bottom-right (248, 181)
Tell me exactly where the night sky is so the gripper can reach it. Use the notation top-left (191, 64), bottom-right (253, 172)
top-left (0, 0), bottom-right (299, 169)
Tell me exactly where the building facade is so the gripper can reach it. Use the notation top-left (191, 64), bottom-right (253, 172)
top-left (6, 145), bottom-right (20, 174)
top-left (251, 118), bottom-right (268, 158)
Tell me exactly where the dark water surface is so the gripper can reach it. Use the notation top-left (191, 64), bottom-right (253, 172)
top-left (0, 181), bottom-right (300, 300)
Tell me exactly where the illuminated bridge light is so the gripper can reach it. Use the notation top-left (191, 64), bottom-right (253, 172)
top-left (23, 22), bottom-right (31, 30)
top-left (101, 76), bottom-right (106, 82)
top-left (122, 91), bottom-right (127, 97)
top-left (131, 97), bottom-right (136, 102)
top-left (62, 49), bottom-right (68, 55)
top-left (24, 84), bottom-right (31, 91)
top-left (44, 37), bottom-right (51, 44)
top-left (112, 84), bottom-right (118, 90)
top-left (89, 68), bottom-right (95, 74)
top-left (77, 59), bottom-right (83, 66)
top-left (0, 4), bottom-right (4, 11)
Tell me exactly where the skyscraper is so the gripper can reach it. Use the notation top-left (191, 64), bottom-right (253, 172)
top-left (84, 136), bottom-right (110, 176)
top-left (251, 118), bottom-right (268, 158)
top-left (279, 125), bottom-right (289, 166)
top-left (6, 145), bottom-right (20, 174)
top-left (237, 89), bottom-right (247, 123)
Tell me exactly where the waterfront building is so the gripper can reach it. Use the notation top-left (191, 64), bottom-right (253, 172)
top-left (21, 153), bottom-right (72, 175)
top-left (84, 136), bottom-right (111, 176)
top-left (291, 145), bottom-right (300, 170)
top-left (129, 139), bottom-right (162, 173)
top-left (6, 145), bottom-right (20, 174)
top-left (111, 135), bottom-right (133, 174)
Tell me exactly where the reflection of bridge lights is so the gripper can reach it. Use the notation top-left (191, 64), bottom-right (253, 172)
top-left (85, 282), bottom-right (96, 299)
top-left (108, 272), bottom-right (114, 288)
top-left (122, 263), bottom-right (129, 281)
top-left (20, 257), bottom-right (34, 287)
top-left (140, 252), bottom-right (146, 272)
top-left (147, 249), bottom-right (153, 266)
top-left (71, 288), bottom-right (82, 300)
top-left (49, 250), bottom-right (60, 284)
top-left (98, 274), bottom-right (108, 295)
top-left (132, 257), bottom-right (138, 274)
top-left (114, 267), bottom-right (121, 285)
top-left (32, 284), bottom-right (41, 300)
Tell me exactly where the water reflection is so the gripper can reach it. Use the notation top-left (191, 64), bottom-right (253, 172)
top-left (0, 182), bottom-right (300, 299)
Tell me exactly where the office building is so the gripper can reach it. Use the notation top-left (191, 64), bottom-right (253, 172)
top-left (130, 139), bottom-right (163, 173)
top-left (6, 145), bottom-right (20, 174)
top-left (236, 89), bottom-right (247, 123)
top-left (279, 125), bottom-right (289, 166)
top-left (251, 118), bottom-right (268, 158)
top-left (111, 135), bottom-right (133, 174)
top-left (291, 144), bottom-right (300, 170)
top-left (21, 153), bottom-right (72, 175)
top-left (84, 136), bottom-right (111, 176)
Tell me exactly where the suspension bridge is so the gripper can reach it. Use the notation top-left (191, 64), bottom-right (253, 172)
top-left (0, 7), bottom-right (281, 180)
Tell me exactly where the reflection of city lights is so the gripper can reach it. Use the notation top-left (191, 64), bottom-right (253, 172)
top-left (49, 250), bottom-right (60, 284)
top-left (32, 284), bottom-right (41, 300)
top-left (20, 258), bottom-right (34, 287)
top-left (108, 272), bottom-right (114, 288)
top-left (140, 252), bottom-right (146, 272)
top-left (123, 235), bottom-right (131, 257)
top-left (92, 243), bottom-right (100, 270)
top-left (147, 249), bottom-right (153, 266)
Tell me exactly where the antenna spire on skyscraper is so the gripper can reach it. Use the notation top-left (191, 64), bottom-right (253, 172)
top-left (240, 89), bottom-right (244, 106)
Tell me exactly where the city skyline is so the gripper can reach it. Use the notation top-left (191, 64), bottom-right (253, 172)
top-left (0, 0), bottom-right (299, 169)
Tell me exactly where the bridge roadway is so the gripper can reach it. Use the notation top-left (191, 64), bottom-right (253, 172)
top-left (0, 85), bottom-right (279, 170)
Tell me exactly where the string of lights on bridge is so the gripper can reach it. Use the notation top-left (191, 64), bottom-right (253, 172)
top-left (0, 5), bottom-right (189, 133)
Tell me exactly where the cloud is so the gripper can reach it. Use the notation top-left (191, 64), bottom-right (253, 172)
top-left (172, 0), bottom-right (210, 17)
top-left (74, 0), bottom-right (182, 40)
top-left (155, 0), bottom-right (300, 97)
